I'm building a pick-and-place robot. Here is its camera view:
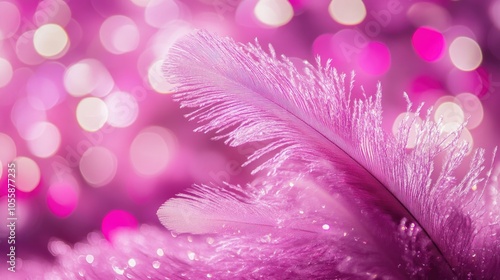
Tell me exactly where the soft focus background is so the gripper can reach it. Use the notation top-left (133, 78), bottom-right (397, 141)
top-left (0, 0), bottom-right (499, 268)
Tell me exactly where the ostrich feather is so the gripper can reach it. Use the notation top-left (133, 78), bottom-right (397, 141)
top-left (8, 31), bottom-right (499, 279)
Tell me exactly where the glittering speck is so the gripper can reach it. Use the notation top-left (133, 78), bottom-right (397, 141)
top-left (152, 261), bottom-right (160, 269)
top-left (85, 254), bottom-right (94, 264)
top-left (322, 224), bottom-right (330, 230)
top-left (187, 251), bottom-right (196, 260)
top-left (156, 248), bottom-right (164, 256)
top-left (112, 264), bottom-right (124, 275)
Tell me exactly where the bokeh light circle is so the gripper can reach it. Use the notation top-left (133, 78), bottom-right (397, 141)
top-left (148, 60), bottom-right (175, 94)
top-left (26, 121), bottom-right (61, 158)
top-left (101, 210), bottom-right (138, 240)
top-left (47, 182), bottom-right (79, 218)
top-left (16, 31), bottom-right (45, 65)
top-left (358, 41), bottom-right (391, 75)
top-left (328, 0), bottom-right (366, 26)
top-left (100, 15), bottom-right (140, 55)
top-left (0, 57), bottom-right (13, 88)
top-left (34, 0), bottom-right (72, 27)
top-left (105, 91), bottom-right (139, 128)
top-left (79, 146), bottom-right (117, 187)
top-left (130, 126), bottom-right (177, 177)
top-left (455, 92), bottom-right (484, 129)
top-left (434, 101), bottom-right (465, 125)
top-left (254, 0), bottom-right (294, 28)
top-left (33, 24), bottom-right (69, 58)
top-left (449, 37), bottom-right (482, 71)
top-left (0, 133), bottom-right (16, 174)
top-left (26, 63), bottom-right (66, 110)
top-left (392, 113), bottom-right (423, 149)
top-left (407, 2), bottom-right (451, 31)
top-left (433, 98), bottom-right (470, 153)
top-left (145, 0), bottom-right (180, 28)
top-left (446, 68), bottom-right (488, 96)
top-left (11, 98), bottom-right (47, 139)
top-left (0, 2), bottom-right (21, 40)
top-left (412, 27), bottom-right (445, 62)
top-left (76, 97), bottom-right (109, 132)
top-left (15, 157), bottom-right (41, 193)
top-left (439, 122), bottom-right (474, 155)
top-left (64, 59), bottom-right (114, 97)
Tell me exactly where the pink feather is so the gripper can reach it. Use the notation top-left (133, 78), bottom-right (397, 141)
top-left (9, 30), bottom-right (499, 279)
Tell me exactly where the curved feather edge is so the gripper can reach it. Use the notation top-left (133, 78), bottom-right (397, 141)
top-left (157, 30), bottom-right (500, 279)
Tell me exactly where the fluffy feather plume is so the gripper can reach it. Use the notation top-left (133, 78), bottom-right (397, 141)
top-left (156, 30), bottom-right (499, 279)
top-left (9, 31), bottom-right (499, 279)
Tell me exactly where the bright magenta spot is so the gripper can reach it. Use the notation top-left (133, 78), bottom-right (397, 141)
top-left (101, 210), bottom-right (138, 240)
top-left (412, 27), bottom-right (445, 62)
top-left (357, 42), bottom-right (391, 76)
top-left (47, 183), bottom-right (79, 218)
